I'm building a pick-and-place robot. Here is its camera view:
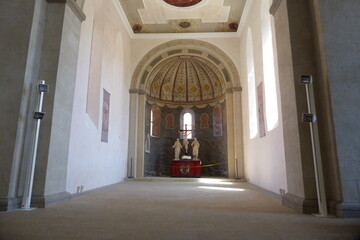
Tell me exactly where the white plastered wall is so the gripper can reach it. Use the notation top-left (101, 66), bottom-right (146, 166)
top-left (66, 0), bottom-right (132, 193)
top-left (66, 0), bottom-right (287, 194)
top-left (239, 0), bottom-right (287, 194)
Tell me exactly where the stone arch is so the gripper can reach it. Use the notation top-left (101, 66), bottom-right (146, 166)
top-left (130, 39), bottom-right (241, 92)
top-left (127, 39), bottom-right (243, 179)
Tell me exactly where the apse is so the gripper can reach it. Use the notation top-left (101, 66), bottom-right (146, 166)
top-left (144, 55), bottom-right (228, 177)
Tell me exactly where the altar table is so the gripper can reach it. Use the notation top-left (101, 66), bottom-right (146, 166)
top-left (171, 160), bottom-right (201, 177)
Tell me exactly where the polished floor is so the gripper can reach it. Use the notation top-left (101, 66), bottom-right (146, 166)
top-left (1, 179), bottom-right (360, 240)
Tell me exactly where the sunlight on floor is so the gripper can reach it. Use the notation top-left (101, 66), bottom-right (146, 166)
top-left (198, 178), bottom-right (234, 185)
top-left (197, 186), bottom-right (245, 192)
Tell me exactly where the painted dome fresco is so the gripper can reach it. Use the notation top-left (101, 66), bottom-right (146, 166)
top-left (163, 0), bottom-right (203, 7)
top-left (146, 55), bottom-right (226, 106)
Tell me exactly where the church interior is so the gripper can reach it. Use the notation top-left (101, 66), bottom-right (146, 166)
top-left (1, 0), bottom-right (360, 239)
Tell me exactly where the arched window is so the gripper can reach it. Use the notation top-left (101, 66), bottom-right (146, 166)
top-left (150, 105), bottom-right (161, 137)
top-left (262, 0), bottom-right (279, 131)
top-left (180, 109), bottom-right (195, 139)
top-left (247, 28), bottom-right (258, 139)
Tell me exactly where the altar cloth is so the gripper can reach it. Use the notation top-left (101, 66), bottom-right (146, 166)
top-left (171, 160), bottom-right (201, 177)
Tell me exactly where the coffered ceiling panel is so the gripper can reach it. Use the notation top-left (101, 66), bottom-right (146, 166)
top-left (118, 0), bottom-right (247, 33)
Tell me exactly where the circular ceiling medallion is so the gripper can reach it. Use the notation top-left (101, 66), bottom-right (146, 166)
top-left (132, 24), bottom-right (142, 33)
top-left (163, 0), bottom-right (202, 8)
top-left (179, 21), bottom-right (191, 28)
top-left (228, 22), bottom-right (239, 32)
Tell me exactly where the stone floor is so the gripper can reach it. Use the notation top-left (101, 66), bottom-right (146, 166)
top-left (1, 179), bottom-right (360, 240)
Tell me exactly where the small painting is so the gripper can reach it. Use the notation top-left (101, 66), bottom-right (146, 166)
top-left (101, 89), bottom-right (110, 142)
top-left (166, 113), bottom-right (175, 129)
top-left (257, 81), bottom-right (266, 138)
top-left (200, 113), bottom-right (209, 129)
top-left (151, 105), bottom-right (161, 137)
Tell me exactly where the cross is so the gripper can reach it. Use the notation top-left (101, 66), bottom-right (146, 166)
top-left (178, 124), bottom-right (194, 140)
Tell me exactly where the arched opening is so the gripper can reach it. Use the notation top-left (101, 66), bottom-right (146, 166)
top-left (128, 39), bottom-right (242, 179)
top-left (144, 55), bottom-right (228, 177)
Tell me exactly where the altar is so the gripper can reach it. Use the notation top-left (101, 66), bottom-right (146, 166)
top-left (171, 160), bottom-right (201, 177)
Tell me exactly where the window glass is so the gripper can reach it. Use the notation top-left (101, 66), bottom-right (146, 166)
top-left (180, 109), bottom-right (195, 139)
top-left (247, 28), bottom-right (258, 139)
top-left (183, 113), bottom-right (192, 139)
top-left (262, 0), bottom-right (279, 131)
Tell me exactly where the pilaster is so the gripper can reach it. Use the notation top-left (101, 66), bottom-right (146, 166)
top-left (0, 0), bottom-right (38, 211)
top-left (0, 0), bottom-right (85, 210)
top-left (232, 87), bottom-right (244, 179)
top-left (225, 91), bottom-right (236, 178)
top-left (315, 0), bottom-right (360, 218)
top-left (127, 91), bottom-right (139, 178)
top-left (136, 92), bottom-right (146, 178)
top-left (271, 0), bottom-right (318, 213)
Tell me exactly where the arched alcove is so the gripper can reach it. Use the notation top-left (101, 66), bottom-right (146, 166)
top-left (128, 39), bottom-right (243, 179)
top-left (143, 53), bottom-right (229, 177)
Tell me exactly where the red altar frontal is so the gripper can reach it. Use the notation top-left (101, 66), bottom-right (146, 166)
top-left (171, 160), bottom-right (201, 177)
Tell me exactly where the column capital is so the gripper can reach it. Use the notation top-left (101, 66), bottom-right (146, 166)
top-left (233, 87), bottom-right (243, 92)
top-left (226, 87), bottom-right (242, 93)
top-left (129, 89), bottom-right (145, 95)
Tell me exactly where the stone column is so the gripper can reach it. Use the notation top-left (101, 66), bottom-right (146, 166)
top-left (127, 89), bottom-right (146, 178)
top-left (232, 87), bottom-right (244, 179)
top-left (33, 0), bottom-right (85, 207)
top-left (127, 90), bottom-right (139, 178)
top-left (270, 0), bottom-right (318, 213)
top-left (136, 92), bottom-right (146, 178)
top-left (226, 90), bottom-right (236, 178)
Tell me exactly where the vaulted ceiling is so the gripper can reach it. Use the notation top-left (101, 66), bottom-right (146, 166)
top-left (118, 0), bottom-right (247, 34)
top-left (146, 55), bottom-right (226, 106)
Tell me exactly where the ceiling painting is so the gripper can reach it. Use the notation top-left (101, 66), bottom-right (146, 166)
top-left (146, 55), bottom-right (226, 107)
top-left (118, 0), bottom-right (247, 33)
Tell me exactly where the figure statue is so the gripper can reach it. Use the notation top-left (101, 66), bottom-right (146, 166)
top-left (191, 137), bottom-right (200, 160)
top-left (183, 138), bottom-right (189, 154)
top-left (172, 138), bottom-right (182, 160)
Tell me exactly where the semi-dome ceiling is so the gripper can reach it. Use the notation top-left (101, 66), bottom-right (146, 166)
top-left (146, 55), bottom-right (226, 106)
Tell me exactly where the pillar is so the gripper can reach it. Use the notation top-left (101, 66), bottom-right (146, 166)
top-left (0, 0), bottom-right (38, 211)
top-left (233, 87), bottom-right (244, 179)
top-left (314, 0), bottom-right (360, 217)
top-left (226, 90), bottom-right (236, 178)
top-left (270, 0), bottom-right (319, 213)
top-left (0, 0), bottom-right (85, 210)
top-left (127, 90), bottom-right (139, 177)
top-left (136, 92), bottom-right (146, 178)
